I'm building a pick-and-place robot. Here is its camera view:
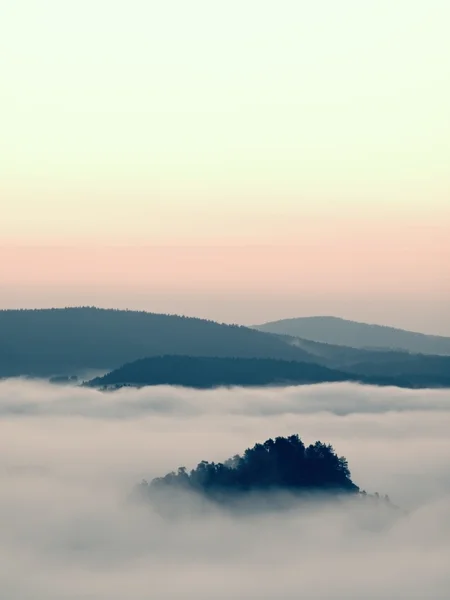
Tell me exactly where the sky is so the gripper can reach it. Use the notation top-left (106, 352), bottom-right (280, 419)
top-left (1, 379), bottom-right (450, 598)
top-left (1, 1), bottom-right (449, 332)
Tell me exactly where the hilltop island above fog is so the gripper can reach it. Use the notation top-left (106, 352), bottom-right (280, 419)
top-left (86, 355), bottom-right (354, 389)
top-left (2, 307), bottom-right (450, 389)
top-left (135, 434), bottom-right (398, 515)
top-left (86, 354), bottom-right (450, 390)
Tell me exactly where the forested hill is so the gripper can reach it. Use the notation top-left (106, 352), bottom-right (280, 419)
top-left (3, 308), bottom-right (450, 387)
top-left (254, 316), bottom-right (450, 355)
top-left (86, 355), bottom-right (352, 389)
top-left (0, 307), bottom-right (315, 377)
top-left (86, 354), bottom-right (450, 390)
top-left (135, 434), bottom-right (400, 516)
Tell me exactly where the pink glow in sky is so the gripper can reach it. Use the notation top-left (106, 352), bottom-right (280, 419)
top-left (1, 213), bottom-right (449, 334)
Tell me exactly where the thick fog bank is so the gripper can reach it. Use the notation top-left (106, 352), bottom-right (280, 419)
top-left (0, 380), bottom-right (449, 598)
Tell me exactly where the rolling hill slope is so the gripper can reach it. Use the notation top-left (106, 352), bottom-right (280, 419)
top-left (0, 307), bottom-right (316, 377)
top-left (253, 316), bottom-right (450, 355)
top-left (86, 354), bottom-right (450, 390)
top-left (86, 355), bottom-right (354, 389)
top-left (275, 335), bottom-right (450, 379)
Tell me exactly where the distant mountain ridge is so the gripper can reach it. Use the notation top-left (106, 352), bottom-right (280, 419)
top-left (86, 354), bottom-right (450, 390)
top-left (269, 335), bottom-right (450, 380)
top-left (2, 308), bottom-right (450, 388)
top-left (86, 355), bottom-right (353, 389)
top-left (0, 307), bottom-right (316, 377)
top-left (253, 316), bottom-right (450, 355)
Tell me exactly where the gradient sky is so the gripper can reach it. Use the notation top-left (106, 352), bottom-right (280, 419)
top-left (1, 1), bottom-right (449, 332)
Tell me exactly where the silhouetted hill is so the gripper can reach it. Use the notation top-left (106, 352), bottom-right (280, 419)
top-left (0, 307), bottom-right (316, 377)
top-left (87, 354), bottom-right (450, 390)
top-left (86, 355), bottom-right (353, 389)
top-left (275, 335), bottom-right (450, 383)
top-left (136, 434), bottom-right (359, 503)
top-left (253, 316), bottom-right (450, 355)
top-left (134, 434), bottom-right (399, 515)
top-left (3, 308), bottom-right (450, 387)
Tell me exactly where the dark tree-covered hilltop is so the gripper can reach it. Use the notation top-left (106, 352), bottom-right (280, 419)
top-left (2, 307), bottom-right (449, 388)
top-left (136, 435), bottom-right (360, 506)
top-left (135, 435), bottom-right (400, 518)
top-left (87, 355), bottom-right (352, 389)
top-left (87, 354), bottom-right (450, 390)
top-left (0, 307), bottom-right (315, 377)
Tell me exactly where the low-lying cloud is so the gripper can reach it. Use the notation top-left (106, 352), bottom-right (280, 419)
top-left (0, 379), bottom-right (449, 598)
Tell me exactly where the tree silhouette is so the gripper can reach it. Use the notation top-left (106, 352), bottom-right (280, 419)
top-left (137, 434), bottom-right (360, 506)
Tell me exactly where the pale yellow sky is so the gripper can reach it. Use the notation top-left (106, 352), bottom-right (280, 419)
top-left (1, 1), bottom-right (449, 330)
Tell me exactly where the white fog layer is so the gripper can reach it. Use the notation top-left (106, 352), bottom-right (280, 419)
top-left (1, 380), bottom-right (449, 599)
